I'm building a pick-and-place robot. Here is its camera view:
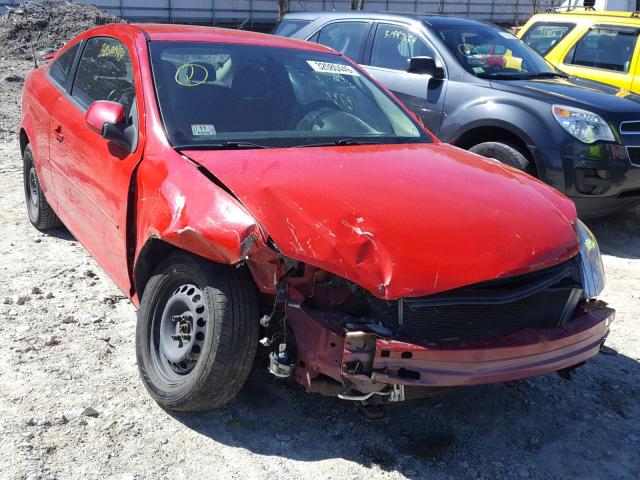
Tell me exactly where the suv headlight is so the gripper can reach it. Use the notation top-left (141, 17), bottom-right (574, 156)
top-left (577, 220), bottom-right (605, 298)
top-left (552, 105), bottom-right (615, 144)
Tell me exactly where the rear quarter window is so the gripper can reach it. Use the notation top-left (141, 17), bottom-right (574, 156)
top-left (273, 19), bottom-right (311, 36)
top-left (521, 22), bottom-right (575, 55)
top-left (48, 43), bottom-right (79, 87)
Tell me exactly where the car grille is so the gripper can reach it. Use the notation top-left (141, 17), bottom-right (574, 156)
top-left (620, 121), bottom-right (640, 134)
top-left (398, 260), bottom-right (582, 342)
top-left (627, 146), bottom-right (640, 166)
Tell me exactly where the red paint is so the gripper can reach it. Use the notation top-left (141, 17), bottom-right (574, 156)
top-left (19, 23), bottom-right (611, 397)
top-left (186, 144), bottom-right (578, 298)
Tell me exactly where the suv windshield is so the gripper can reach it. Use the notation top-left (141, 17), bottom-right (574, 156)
top-left (431, 23), bottom-right (561, 79)
top-left (149, 42), bottom-right (428, 149)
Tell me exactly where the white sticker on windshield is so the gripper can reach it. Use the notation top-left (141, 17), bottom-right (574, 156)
top-left (191, 124), bottom-right (216, 136)
top-left (307, 60), bottom-right (359, 76)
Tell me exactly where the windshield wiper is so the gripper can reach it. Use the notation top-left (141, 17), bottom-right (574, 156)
top-left (522, 71), bottom-right (570, 79)
top-left (175, 141), bottom-right (268, 150)
top-left (478, 71), bottom-right (569, 80)
top-left (297, 139), bottom-right (383, 148)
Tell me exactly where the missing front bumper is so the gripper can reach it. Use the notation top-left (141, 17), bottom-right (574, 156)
top-left (287, 301), bottom-right (614, 398)
top-left (361, 302), bottom-right (614, 387)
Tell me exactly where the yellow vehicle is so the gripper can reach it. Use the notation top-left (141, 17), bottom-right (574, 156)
top-left (518, 11), bottom-right (640, 93)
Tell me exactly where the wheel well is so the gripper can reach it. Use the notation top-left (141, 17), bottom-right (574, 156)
top-left (134, 238), bottom-right (182, 300)
top-left (454, 126), bottom-right (538, 177)
top-left (134, 238), bottom-right (247, 301)
top-left (19, 129), bottom-right (29, 155)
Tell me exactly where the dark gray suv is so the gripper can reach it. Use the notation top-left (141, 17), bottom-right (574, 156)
top-left (275, 12), bottom-right (640, 217)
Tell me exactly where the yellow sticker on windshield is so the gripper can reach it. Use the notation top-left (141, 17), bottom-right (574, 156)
top-left (175, 63), bottom-right (209, 87)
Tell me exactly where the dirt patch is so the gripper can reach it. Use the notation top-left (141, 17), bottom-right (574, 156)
top-left (0, 0), bottom-right (123, 60)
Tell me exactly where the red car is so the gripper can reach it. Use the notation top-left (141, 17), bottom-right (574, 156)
top-left (20, 24), bottom-right (614, 411)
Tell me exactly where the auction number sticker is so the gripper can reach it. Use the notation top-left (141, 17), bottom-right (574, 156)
top-left (191, 124), bottom-right (217, 136)
top-left (307, 60), bottom-right (359, 76)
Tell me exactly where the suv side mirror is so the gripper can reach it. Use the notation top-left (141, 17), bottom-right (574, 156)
top-left (85, 100), bottom-right (132, 152)
top-left (407, 56), bottom-right (444, 79)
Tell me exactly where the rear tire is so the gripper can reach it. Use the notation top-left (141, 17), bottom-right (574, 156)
top-left (23, 144), bottom-right (62, 230)
top-left (136, 252), bottom-right (259, 411)
top-left (469, 141), bottom-right (534, 175)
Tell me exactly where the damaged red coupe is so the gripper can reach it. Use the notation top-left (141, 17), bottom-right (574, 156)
top-left (20, 24), bottom-right (614, 411)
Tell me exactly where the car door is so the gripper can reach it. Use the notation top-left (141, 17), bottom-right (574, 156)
top-left (362, 22), bottom-right (447, 136)
top-left (561, 24), bottom-right (639, 91)
top-left (48, 36), bottom-right (143, 292)
top-left (33, 42), bottom-right (81, 197)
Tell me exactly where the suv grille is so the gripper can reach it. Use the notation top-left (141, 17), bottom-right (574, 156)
top-left (398, 260), bottom-right (582, 342)
top-left (627, 147), bottom-right (640, 165)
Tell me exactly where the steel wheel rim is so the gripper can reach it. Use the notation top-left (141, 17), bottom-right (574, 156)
top-left (150, 283), bottom-right (208, 384)
top-left (28, 166), bottom-right (39, 216)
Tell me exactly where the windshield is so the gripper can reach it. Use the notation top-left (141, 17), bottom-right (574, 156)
top-left (431, 24), bottom-right (560, 79)
top-left (149, 42), bottom-right (428, 149)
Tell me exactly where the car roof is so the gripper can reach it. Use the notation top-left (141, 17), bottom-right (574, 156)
top-left (110, 23), bottom-right (336, 53)
top-left (282, 11), bottom-right (490, 28)
top-left (526, 10), bottom-right (640, 27)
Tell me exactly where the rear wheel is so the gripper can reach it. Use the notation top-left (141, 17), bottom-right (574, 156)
top-left (23, 144), bottom-right (62, 230)
top-left (136, 252), bottom-right (259, 411)
top-left (469, 141), bottom-right (534, 175)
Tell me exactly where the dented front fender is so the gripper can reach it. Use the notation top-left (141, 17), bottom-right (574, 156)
top-left (133, 150), bottom-right (265, 277)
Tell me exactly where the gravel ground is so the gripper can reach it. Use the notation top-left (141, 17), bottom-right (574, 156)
top-left (1, 55), bottom-right (640, 480)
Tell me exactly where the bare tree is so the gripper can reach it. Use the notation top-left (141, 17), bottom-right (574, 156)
top-left (277, 0), bottom-right (290, 21)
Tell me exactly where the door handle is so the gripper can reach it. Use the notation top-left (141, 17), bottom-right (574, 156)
top-left (53, 125), bottom-right (64, 142)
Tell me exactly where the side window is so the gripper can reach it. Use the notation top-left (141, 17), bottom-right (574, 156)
top-left (564, 27), bottom-right (639, 73)
top-left (315, 22), bottom-right (370, 60)
top-left (370, 24), bottom-right (435, 71)
top-left (521, 22), bottom-right (575, 56)
top-left (72, 37), bottom-right (135, 113)
top-left (49, 43), bottom-right (79, 87)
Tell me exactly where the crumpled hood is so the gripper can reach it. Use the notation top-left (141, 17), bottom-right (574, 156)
top-left (185, 143), bottom-right (578, 299)
top-left (490, 76), bottom-right (640, 115)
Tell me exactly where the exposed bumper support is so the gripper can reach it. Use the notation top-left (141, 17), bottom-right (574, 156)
top-left (288, 300), bottom-right (614, 396)
top-left (370, 303), bottom-right (614, 387)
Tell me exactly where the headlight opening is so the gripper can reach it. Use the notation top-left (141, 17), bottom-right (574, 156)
top-left (576, 220), bottom-right (606, 298)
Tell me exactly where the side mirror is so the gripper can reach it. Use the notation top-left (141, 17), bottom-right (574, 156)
top-left (85, 100), bottom-right (132, 151)
top-left (406, 56), bottom-right (445, 79)
top-left (42, 50), bottom-right (56, 62)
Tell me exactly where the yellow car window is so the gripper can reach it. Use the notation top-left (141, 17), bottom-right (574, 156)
top-left (564, 26), bottom-right (639, 73)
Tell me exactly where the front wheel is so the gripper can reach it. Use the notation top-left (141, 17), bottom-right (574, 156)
top-left (136, 252), bottom-right (259, 411)
top-left (469, 141), bottom-right (534, 175)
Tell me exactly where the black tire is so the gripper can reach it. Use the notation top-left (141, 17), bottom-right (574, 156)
top-left (23, 144), bottom-right (63, 230)
top-left (136, 252), bottom-right (259, 411)
top-left (469, 141), bottom-right (534, 175)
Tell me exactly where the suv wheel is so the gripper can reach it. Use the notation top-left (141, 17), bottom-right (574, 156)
top-left (136, 252), bottom-right (259, 411)
top-left (469, 142), bottom-right (534, 175)
top-left (23, 144), bottom-right (63, 230)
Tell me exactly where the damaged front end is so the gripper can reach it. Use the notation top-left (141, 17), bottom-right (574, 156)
top-left (247, 244), bottom-right (614, 404)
